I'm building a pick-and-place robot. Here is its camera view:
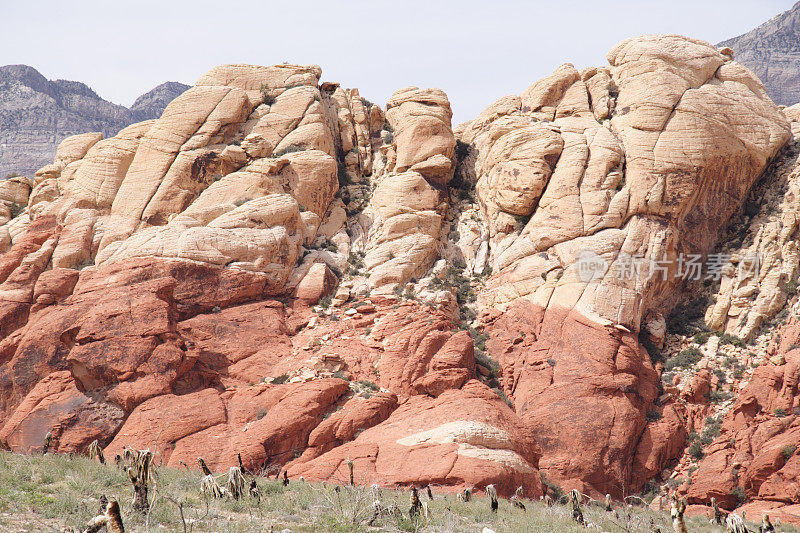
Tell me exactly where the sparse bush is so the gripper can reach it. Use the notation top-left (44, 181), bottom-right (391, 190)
top-left (718, 333), bottom-right (745, 348)
top-left (493, 387), bottom-right (513, 408)
top-left (8, 202), bottom-right (24, 219)
top-left (271, 374), bottom-right (289, 385)
top-left (358, 380), bottom-right (379, 391)
top-left (731, 486), bottom-right (746, 507)
top-left (775, 408), bottom-right (789, 418)
top-left (664, 347), bottom-right (702, 371)
top-left (693, 331), bottom-right (713, 345)
top-left (259, 83), bottom-right (275, 105)
top-left (256, 408), bottom-right (268, 420)
top-left (646, 409), bottom-right (662, 422)
top-left (710, 389), bottom-right (732, 403)
top-left (337, 161), bottom-right (352, 187)
top-left (318, 294), bottom-right (332, 309)
top-left (474, 350), bottom-right (500, 374)
top-left (781, 444), bottom-right (796, 461)
top-left (273, 144), bottom-right (304, 157)
top-left (688, 441), bottom-right (704, 460)
top-left (666, 296), bottom-right (709, 335)
top-left (540, 472), bottom-right (564, 501)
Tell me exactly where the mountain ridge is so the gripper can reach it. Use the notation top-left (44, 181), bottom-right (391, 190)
top-left (0, 65), bottom-right (189, 177)
top-left (719, 1), bottom-right (800, 106)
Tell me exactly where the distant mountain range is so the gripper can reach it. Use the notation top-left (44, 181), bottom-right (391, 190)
top-left (719, 1), bottom-right (800, 107)
top-left (0, 65), bottom-right (189, 177)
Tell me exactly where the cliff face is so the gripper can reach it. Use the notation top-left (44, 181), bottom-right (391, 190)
top-left (719, 1), bottom-right (800, 106)
top-left (0, 65), bottom-right (189, 177)
top-left (0, 35), bottom-right (797, 515)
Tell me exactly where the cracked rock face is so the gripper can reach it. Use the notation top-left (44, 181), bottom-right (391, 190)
top-left (0, 35), bottom-right (795, 500)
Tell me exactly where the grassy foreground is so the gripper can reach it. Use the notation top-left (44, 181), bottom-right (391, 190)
top-left (0, 451), bottom-right (795, 532)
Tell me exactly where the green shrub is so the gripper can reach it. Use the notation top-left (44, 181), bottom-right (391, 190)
top-left (688, 441), bottom-right (704, 460)
top-left (664, 347), bottom-right (703, 371)
top-left (540, 473), bottom-right (564, 502)
top-left (358, 380), bottom-right (379, 391)
top-left (493, 387), bottom-right (513, 408)
top-left (474, 350), bottom-right (500, 373)
top-left (718, 333), bottom-right (745, 347)
top-left (775, 408), bottom-right (789, 418)
top-left (271, 374), bottom-right (289, 385)
top-left (693, 331), bottom-right (713, 345)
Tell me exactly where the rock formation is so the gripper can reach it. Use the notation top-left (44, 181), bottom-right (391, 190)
top-left (0, 35), bottom-right (796, 505)
top-left (0, 65), bottom-right (189, 177)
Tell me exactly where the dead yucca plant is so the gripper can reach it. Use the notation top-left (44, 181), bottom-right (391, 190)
top-left (87, 439), bottom-right (105, 464)
top-left (226, 466), bottom-right (246, 500)
top-left (200, 474), bottom-right (226, 499)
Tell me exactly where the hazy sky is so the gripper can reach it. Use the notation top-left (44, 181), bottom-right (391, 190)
top-left (1, 0), bottom-right (794, 124)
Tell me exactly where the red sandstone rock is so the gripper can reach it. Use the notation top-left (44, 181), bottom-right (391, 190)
top-left (684, 328), bottom-right (800, 512)
top-left (484, 299), bottom-right (660, 497)
top-left (288, 380), bottom-right (543, 497)
top-left (0, 371), bottom-right (124, 453)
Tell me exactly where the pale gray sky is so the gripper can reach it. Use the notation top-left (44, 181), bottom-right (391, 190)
top-left (1, 0), bottom-right (794, 124)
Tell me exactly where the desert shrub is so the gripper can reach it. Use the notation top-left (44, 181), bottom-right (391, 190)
top-left (493, 387), bottom-right (513, 408)
top-left (8, 202), bottom-right (24, 219)
top-left (688, 441), bottom-right (704, 460)
top-left (781, 444), bottom-right (797, 461)
top-left (775, 408), bottom-right (789, 418)
top-left (664, 347), bottom-right (702, 371)
top-left (785, 279), bottom-right (798, 295)
top-left (731, 487), bottom-right (747, 507)
top-left (699, 418), bottom-right (721, 445)
top-left (271, 374), bottom-right (289, 385)
top-left (259, 83), bottom-right (275, 105)
top-left (337, 161), bottom-right (351, 187)
top-left (358, 380), bottom-right (379, 391)
top-left (666, 296), bottom-right (709, 335)
top-left (646, 409), bottom-right (662, 422)
top-left (540, 472), bottom-right (564, 501)
top-left (693, 331), bottom-right (713, 345)
top-left (256, 408), bottom-right (268, 420)
top-left (710, 389), bottom-right (732, 403)
top-left (718, 333), bottom-right (745, 347)
top-left (318, 294), bottom-right (333, 309)
top-left (273, 144), bottom-right (304, 157)
top-left (474, 350), bottom-right (500, 374)
top-left (639, 330), bottom-right (663, 363)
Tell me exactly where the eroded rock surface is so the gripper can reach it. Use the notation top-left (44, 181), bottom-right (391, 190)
top-left (0, 36), bottom-right (796, 503)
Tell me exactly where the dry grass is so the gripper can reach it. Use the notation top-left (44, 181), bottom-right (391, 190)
top-left (0, 451), bottom-right (796, 532)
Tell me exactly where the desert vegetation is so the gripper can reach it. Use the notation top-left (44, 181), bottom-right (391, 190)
top-left (5, 450), bottom-right (794, 532)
